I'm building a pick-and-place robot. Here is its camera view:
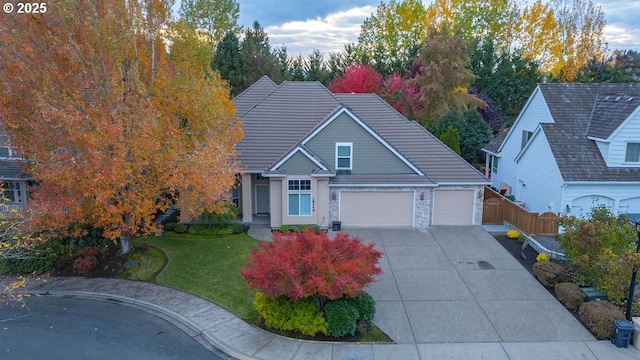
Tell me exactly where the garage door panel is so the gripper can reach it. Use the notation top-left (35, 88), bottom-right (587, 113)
top-left (341, 191), bottom-right (413, 226)
top-left (433, 190), bottom-right (474, 225)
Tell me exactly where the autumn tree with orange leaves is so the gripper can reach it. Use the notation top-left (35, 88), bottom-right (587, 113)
top-left (0, 0), bottom-right (243, 253)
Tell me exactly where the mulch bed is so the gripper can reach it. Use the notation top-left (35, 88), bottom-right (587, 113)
top-left (491, 233), bottom-right (539, 274)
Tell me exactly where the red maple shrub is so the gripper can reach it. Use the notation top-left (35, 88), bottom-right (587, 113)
top-left (72, 246), bottom-right (100, 275)
top-left (241, 229), bottom-right (382, 308)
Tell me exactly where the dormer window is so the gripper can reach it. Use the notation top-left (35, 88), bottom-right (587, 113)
top-left (625, 143), bottom-right (640, 163)
top-left (336, 143), bottom-right (352, 170)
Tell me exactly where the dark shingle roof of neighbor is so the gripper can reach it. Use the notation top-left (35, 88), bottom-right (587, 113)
top-left (235, 79), bottom-right (488, 184)
top-left (536, 83), bottom-right (640, 182)
top-left (0, 159), bottom-right (30, 179)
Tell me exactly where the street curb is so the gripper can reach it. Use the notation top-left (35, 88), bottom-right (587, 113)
top-left (18, 289), bottom-right (255, 360)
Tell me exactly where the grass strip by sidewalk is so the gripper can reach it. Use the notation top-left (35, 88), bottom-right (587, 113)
top-left (134, 232), bottom-right (260, 319)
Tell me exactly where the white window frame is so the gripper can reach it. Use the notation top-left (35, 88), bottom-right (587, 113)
top-left (491, 155), bottom-right (499, 174)
top-left (336, 142), bottom-right (353, 170)
top-left (287, 179), bottom-right (312, 216)
top-left (625, 142), bottom-right (640, 163)
top-left (2, 181), bottom-right (23, 204)
top-left (521, 130), bottom-right (533, 150)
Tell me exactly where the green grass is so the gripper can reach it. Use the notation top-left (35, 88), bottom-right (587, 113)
top-left (124, 246), bottom-right (166, 282)
top-left (134, 232), bottom-right (261, 319)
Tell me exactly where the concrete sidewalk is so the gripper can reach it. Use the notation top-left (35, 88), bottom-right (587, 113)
top-left (4, 225), bottom-right (640, 360)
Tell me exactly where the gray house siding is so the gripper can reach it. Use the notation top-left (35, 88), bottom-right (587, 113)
top-left (305, 112), bottom-right (414, 174)
top-left (278, 151), bottom-right (319, 175)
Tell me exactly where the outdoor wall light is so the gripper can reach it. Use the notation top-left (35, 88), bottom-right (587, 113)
top-left (420, 192), bottom-right (425, 201)
top-left (565, 205), bottom-right (571, 213)
top-left (331, 191), bottom-right (336, 201)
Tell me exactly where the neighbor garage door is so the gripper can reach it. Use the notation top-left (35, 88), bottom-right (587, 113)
top-left (340, 191), bottom-right (414, 226)
top-left (433, 190), bottom-right (475, 225)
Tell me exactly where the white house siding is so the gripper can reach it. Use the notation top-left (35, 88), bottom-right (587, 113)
top-left (594, 140), bottom-right (610, 163)
top-left (490, 87), bottom-right (555, 193)
top-left (605, 109), bottom-right (640, 167)
top-left (562, 183), bottom-right (640, 217)
top-left (514, 130), bottom-right (565, 214)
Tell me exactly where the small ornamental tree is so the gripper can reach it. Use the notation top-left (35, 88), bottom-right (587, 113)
top-left (327, 64), bottom-right (383, 94)
top-left (241, 229), bottom-right (382, 310)
top-left (557, 205), bottom-right (640, 302)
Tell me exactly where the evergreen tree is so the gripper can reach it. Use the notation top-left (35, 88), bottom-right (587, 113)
top-left (240, 21), bottom-right (278, 90)
top-left (211, 30), bottom-right (242, 96)
top-left (436, 125), bottom-right (461, 155)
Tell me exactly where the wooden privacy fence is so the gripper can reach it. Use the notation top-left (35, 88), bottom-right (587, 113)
top-left (482, 187), bottom-right (558, 236)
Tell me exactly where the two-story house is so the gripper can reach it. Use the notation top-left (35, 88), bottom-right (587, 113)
top-left (234, 77), bottom-right (489, 229)
top-left (483, 83), bottom-right (640, 220)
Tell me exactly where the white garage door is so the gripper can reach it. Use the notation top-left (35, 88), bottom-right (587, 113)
top-left (433, 190), bottom-right (475, 225)
top-left (340, 191), bottom-right (414, 226)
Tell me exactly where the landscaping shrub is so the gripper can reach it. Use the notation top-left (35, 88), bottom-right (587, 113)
top-left (532, 261), bottom-right (569, 288)
top-left (555, 282), bottom-right (586, 311)
top-left (324, 299), bottom-right (359, 337)
top-left (187, 224), bottom-right (234, 236)
top-left (242, 229), bottom-right (382, 308)
top-left (557, 205), bottom-right (640, 302)
top-left (0, 237), bottom-right (68, 275)
top-left (231, 222), bottom-right (248, 234)
top-left (536, 253), bottom-right (549, 262)
top-left (199, 202), bottom-right (237, 225)
top-left (72, 246), bottom-right (99, 275)
top-left (578, 301), bottom-right (625, 339)
top-left (346, 293), bottom-right (376, 321)
top-left (163, 222), bottom-right (177, 231)
top-left (253, 292), bottom-right (328, 336)
top-left (173, 224), bottom-right (188, 233)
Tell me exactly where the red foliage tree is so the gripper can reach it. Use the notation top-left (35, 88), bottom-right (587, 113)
top-left (327, 64), bottom-right (383, 94)
top-left (381, 73), bottom-right (420, 119)
top-left (241, 229), bottom-right (382, 308)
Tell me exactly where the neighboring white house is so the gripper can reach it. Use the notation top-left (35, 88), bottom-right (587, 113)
top-left (483, 83), bottom-right (640, 221)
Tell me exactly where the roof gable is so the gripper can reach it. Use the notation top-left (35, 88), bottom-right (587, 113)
top-left (499, 83), bottom-right (640, 182)
top-left (301, 107), bottom-right (424, 176)
top-left (270, 146), bottom-right (329, 172)
top-left (588, 94), bottom-right (640, 140)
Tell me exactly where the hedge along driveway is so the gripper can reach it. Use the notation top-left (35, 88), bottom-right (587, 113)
top-left (135, 232), bottom-right (261, 319)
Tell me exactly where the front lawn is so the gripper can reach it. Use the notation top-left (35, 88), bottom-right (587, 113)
top-left (134, 232), bottom-right (261, 319)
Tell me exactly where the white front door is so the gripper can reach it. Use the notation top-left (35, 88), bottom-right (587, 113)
top-left (255, 184), bottom-right (270, 214)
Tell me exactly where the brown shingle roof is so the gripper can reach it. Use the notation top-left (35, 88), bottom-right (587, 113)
top-left (236, 79), bottom-right (488, 184)
top-left (538, 83), bottom-right (640, 182)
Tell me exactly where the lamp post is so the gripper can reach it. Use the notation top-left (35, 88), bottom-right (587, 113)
top-left (626, 220), bottom-right (640, 321)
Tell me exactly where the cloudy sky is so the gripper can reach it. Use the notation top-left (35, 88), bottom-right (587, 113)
top-left (234, 0), bottom-right (640, 57)
top-left (175, 1), bottom-right (640, 57)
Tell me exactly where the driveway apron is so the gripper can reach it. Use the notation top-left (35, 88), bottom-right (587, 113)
top-left (348, 226), bottom-right (594, 345)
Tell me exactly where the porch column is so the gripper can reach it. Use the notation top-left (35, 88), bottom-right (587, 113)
top-left (241, 173), bottom-right (253, 224)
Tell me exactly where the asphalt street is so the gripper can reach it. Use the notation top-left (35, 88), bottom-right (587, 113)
top-left (0, 295), bottom-right (227, 360)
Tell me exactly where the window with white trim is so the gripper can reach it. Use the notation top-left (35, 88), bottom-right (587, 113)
top-left (625, 143), bottom-right (640, 163)
top-left (491, 155), bottom-right (499, 174)
top-left (521, 130), bottom-right (533, 150)
top-left (336, 143), bottom-right (352, 170)
top-left (2, 181), bottom-right (23, 204)
top-left (288, 180), bottom-right (311, 216)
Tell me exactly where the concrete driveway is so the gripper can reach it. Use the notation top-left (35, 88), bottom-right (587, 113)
top-left (344, 226), bottom-right (594, 347)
